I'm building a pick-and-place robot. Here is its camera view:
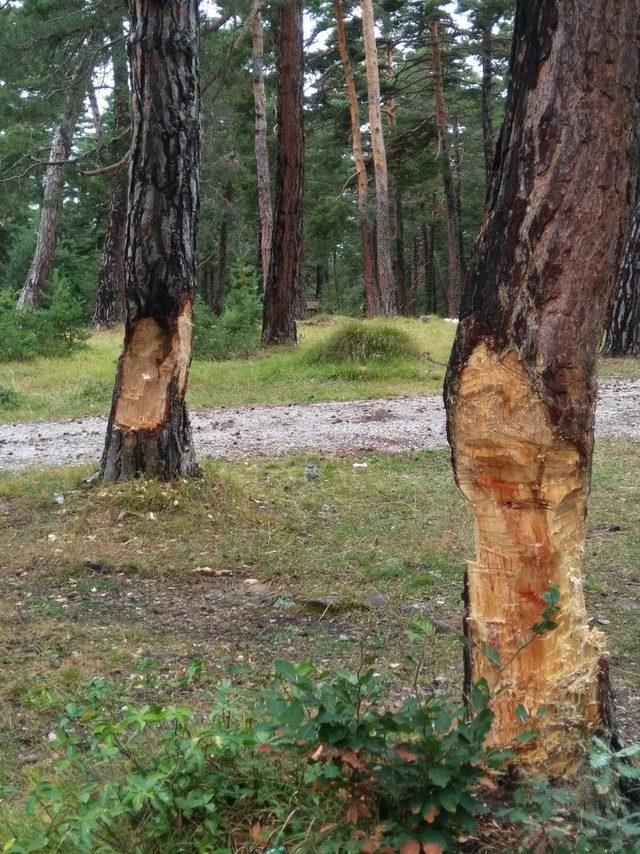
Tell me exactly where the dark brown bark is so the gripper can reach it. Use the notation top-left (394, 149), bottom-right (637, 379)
top-left (421, 215), bottom-right (435, 314)
top-left (444, 0), bottom-right (638, 774)
top-left (93, 32), bottom-right (130, 330)
top-left (18, 84), bottom-right (88, 309)
top-left (480, 21), bottom-right (494, 187)
top-left (261, 0), bottom-right (304, 345)
top-left (333, 0), bottom-right (378, 315)
top-left (605, 194), bottom-right (640, 356)
top-left (429, 20), bottom-right (463, 317)
top-left (361, 0), bottom-right (396, 315)
top-left (102, 0), bottom-right (200, 482)
top-left (213, 182), bottom-right (233, 317)
top-left (249, 3), bottom-right (273, 294)
top-left (408, 235), bottom-right (418, 316)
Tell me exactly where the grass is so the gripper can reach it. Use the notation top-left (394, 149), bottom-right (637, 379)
top-left (0, 440), bottom-right (638, 813)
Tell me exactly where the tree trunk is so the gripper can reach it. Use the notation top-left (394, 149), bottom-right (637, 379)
top-left (261, 0), bottom-right (304, 346)
top-left (452, 115), bottom-right (466, 276)
top-left (408, 235), bottom-right (418, 316)
top-left (421, 215), bottom-right (435, 314)
top-left (480, 20), bottom-right (494, 188)
top-left (444, 0), bottom-right (638, 775)
top-left (249, 3), bottom-right (273, 295)
top-left (333, 0), bottom-right (378, 315)
top-left (385, 41), bottom-right (406, 314)
top-left (604, 194), bottom-right (640, 356)
top-left (92, 33), bottom-right (129, 330)
top-left (102, 0), bottom-right (200, 482)
top-left (17, 85), bottom-right (87, 309)
top-left (213, 182), bottom-right (233, 317)
top-left (429, 19), bottom-right (463, 318)
top-left (361, 0), bottom-right (396, 316)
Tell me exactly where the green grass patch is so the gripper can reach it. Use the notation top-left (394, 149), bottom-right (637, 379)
top-left (305, 318), bottom-right (422, 363)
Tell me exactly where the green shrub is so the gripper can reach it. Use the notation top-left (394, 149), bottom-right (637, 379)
top-left (306, 319), bottom-right (421, 364)
top-left (0, 384), bottom-right (26, 409)
top-left (193, 264), bottom-right (262, 361)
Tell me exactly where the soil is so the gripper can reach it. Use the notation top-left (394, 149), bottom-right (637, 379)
top-left (1, 377), bottom-right (638, 471)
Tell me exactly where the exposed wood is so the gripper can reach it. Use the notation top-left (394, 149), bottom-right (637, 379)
top-left (605, 193), bottom-right (640, 356)
top-left (360, 0), bottom-right (396, 316)
top-left (333, 0), bottom-right (378, 315)
top-left (102, 0), bottom-right (201, 482)
top-left (444, 0), bottom-right (639, 774)
top-left (261, 0), bottom-right (304, 345)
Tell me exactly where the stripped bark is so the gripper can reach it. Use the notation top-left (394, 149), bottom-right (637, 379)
top-left (102, 0), bottom-right (200, 482)
top-left (261, 0), bottom-right (304, 345)
top-left (361, 0), bottom-right (396, 315)
top-left (249, 3), bottom-right (273, 294)
top-left (444, 0), bottom-right (639, 774)
top-left (604, 195), bottom-right (640, 356)
top-left (333, 0), bottom-right (378, 314)
top-left (429, 19), bottom-right (463, 317)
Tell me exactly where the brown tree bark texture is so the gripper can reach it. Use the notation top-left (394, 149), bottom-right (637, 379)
top-left (361, 0), bottom-right (396, 316)
top-left (480, 21), bottom-right (494, 188)
top-left (444, 0), bottom-right (639, 775)
top-left (102, 0), bottom-right (200, 482)
top-left (429, 20), bottom-right (464, 318)
top-left (385, 42), bottom-right (406, 314)
top-left (261, 0), bottom-right (304, 345)
top-left (605, 194), bottom-right (640, 356)
top-left (333, 0), bottom-right (378, 315)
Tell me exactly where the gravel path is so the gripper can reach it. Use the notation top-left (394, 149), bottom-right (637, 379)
top-left (0, 378), bottom-right (638, 471)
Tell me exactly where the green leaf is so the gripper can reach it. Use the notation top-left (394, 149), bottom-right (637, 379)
top-left (483, 645), bottom-right (501, 667)
top-left (471, 678), bottom-right (490, 711)
top-left (515, 729), bottom-right (539, 744)
top-left (428, 766), bottom-right (453, 787)
top-left (515, 704), bottom-right (528, 723)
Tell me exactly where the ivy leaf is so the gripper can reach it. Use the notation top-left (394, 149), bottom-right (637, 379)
top-left (483, 645), bottom-right (501, 667)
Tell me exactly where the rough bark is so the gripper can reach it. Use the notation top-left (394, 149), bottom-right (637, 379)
top-left (17, 84), bottom-right (88, 309)
top-left (213, 182), bottom-right (233, 317)
top-left (444, 0), bottom-right (639, 775)
top-left (92, 33), bottom-right (130, 330)
top-left (604, 195), bottom-right (640, 356)
top-left (429, 20), bottom-right (463, 317)
top-left (249, 3), bottom-right (273, 294)
top-left (480, 21), bottom-right (494, 187)
top-left (261, 0), bottom-right (304, 345)
top-left (102, 0), bottom-right (200, 482)
top-left (333, 0), bottom-right (378, 315)
top-left (361, 0), bottom-right (396, 316)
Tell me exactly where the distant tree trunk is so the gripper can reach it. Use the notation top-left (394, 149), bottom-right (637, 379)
top-left (421, 214), bottom-right (435, 314)
top-left (385, 41), bottom-right (406, 314)
top-left (408, 236), bottom-right (418, 315)
top-left (429, 19), bottom-right (463, 317)
top-left (213, 182), bottom-right (233, 316)
top-left (444, 0), bottom-right (638, 775)
top-left (333, 0), bottom-right (378, 315)
top-left (92, 34), bottom-right (129, 330)
top-left (249, 3), bottom-right (273, 294)
top-left (480, 20), bottom-right (494, 187)
top-left (17, 85), bottom-right (87, 309)
top-left (102, 0), bottom-right (200, 482)
top-left (261, 0), bottom-right (304, 345)
top-left (361, 0), bottom-right (396, 315)
top-left (452, 116), bottom-right (466, 275)
top-left (315, 263), bottom-right (324, 300)
top-left (605, 195), bottom-right (640, 356)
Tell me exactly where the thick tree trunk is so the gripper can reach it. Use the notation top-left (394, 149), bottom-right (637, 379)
top-left (480, 20), bottom-right (494, 187)
top-left (333, 0), bottom-right (378, 315)
top-left (249, 3), bottom-right (273, 294)
top-left (444, 0), bottom-right (638, 775)
top-left (92, 33), bottom-right (130, 330)
top-left (17, 86), bottom-right (87, 309)
top-left (361, 0), bottom-right (396, 316)
top-left (429, 20), bottom-right (463, 318)
top-left (605, 195), bottom-right (640, 356)
top-left (261, 0), bottom-right (304, 346)
top-left (102, 0), bottom-right (200, 482)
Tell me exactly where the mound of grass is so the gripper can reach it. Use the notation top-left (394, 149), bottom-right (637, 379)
top-left (305, 319), bottom-right (422, 364)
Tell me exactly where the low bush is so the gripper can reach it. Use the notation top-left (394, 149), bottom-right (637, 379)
top-left (306, 319), bottom-right (421, 364)
top-left (193, 264), bottom-right (262, 361)
top-left (0, 384), bottom-right (26, 409)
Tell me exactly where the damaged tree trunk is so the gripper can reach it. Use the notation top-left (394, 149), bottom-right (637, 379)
top-left (261, 0), bottom-right (304, 345)
top-left (444, 0), bottom-right (638, 775)
top-left (102, 0), bottom-right (200, 482)
top-left (333, 0), bottom-right (378, 315)
top-left (605, 194), bottom-right (640, 356)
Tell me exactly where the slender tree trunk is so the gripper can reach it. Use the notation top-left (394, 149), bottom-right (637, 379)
top-left (213, 182), bottom-right (233, 316)
top-left (249, 3), bottom-right (273, 294)
top-left (480, 20), bottom-right (494, 188)
top-left (17, 85), bottom-right (87, 309)
top-left (421, 214), bottom-right (435, 314)
top-left (429, 19), bottom-right (463, 317)
top-left (444, 0), bottom-right (638, 775)
top-left (605, 194), bottom-right (640, 356)
top-left (102, 0), bottom-right (200, 482)
top-left (452, 116), bottom-right (466, 276)
top-left (333, 0), bottom-right (378, 315)
top-left (361, 0), bottom-right (396, 315)
top-left (261, 0), bottom-right (304, 345)
top-left (408, 236), bottom-right (418, 316)
top-left (384, 41), bottom-right (406, 314)
top-left (92, 33), bottom-right (130, 330)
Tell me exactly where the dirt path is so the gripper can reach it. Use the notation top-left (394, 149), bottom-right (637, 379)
top-left (0, 377), bottom-right (638, 471)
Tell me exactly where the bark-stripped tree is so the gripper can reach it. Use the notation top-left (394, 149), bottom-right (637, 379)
top-left (333, 0), bottom-right (378, 315)
top-left (249, 2), bottom-right (272, 294)
top-left (444, 0), bottom-right (638, 774)
top-left (361, 0), bottom-right (396, 315)
top-left (261, 0), bottom-right (304, 345)
top-left (92, 33), bottom-right (130, 330)
top-left (102, 0), bottom-right (200, 482)
top-left (429, 18), bottom-right (464, 317)
top-left (605, 194), bottom-right (640, 356)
